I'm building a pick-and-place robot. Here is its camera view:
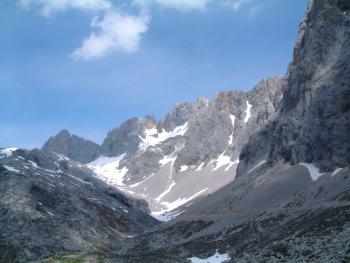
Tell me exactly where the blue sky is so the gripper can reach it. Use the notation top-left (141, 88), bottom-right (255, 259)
top-left (1, 0), bottom-right (308, 149)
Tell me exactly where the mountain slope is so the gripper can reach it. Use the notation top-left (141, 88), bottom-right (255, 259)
top-left (99, 1), bottom-right (350, 261)
top-left (0, 147), bottom-right (157, 262)
top-left (42, 76), bottom-right (284, 219)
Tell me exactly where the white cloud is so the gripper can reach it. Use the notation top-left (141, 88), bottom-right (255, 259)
top-left (134, 0), bottom-right (210, 11)
top-left (134, 0), bottom-right (256, 12)
top-left (71, 11), bottom-right (149, 60)
top-left (20, 0), bottom-right (258, 60)
top-left (222, 0), bottom-right (252, 11)
top-left (20, 0), bottom-right (112, 16)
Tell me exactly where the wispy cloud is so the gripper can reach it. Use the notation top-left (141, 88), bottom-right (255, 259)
top-left (20, 0), bottom-right (259, 60)
top-left (72, 10), bottom-right (149, 60)
top-left (222, 0), bottom-right (252, 11)
top-left (134, 0), bottom-right (255, 12)
top-left (20, 0), bottom-right (149, 59)
top-left (134, 0), bottom-right (210, 11)
top-left (20, 0), bottom-right (112, 16)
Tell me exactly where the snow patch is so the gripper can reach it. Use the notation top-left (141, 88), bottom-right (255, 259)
top-left (129, 173), bottom-right (155, 187)
top-left (66, 174), bottom-right (93, 185)
top-left (56, 153), bottom-right (69, 161)
top-left (155, 154), bottom-right (177, 202)
top-left (248, 160), bottom-right (267, 173)
top-left (179, 165), bottom-right (189, 172)
top-left (139, 122), bottom-right (188, 150)
top-left (0, 148), bottom-right (18, 158)
top-left (228, 114), bottom-right (236, 145)
top-left (331, 167), bottom-right (344, 177)
top-left (151, 209), bottom-right (184, 221)
top-left (3, 165), bottom-right (20, 173)
top-left (299, 162), bottom-right (324, 181)
top-left (28, 160), bottom-right (39, 168)
top-left (188, 250), bottom-right (231, 263)
top-left (153, 188), bottom-right (208, 221)
top-left (155, 180), bottom-right (176, 202)
top-left (159, 155), bottom-right (177, 167)
top-left (88, 154), bottom-right (128, 186)
top-left (211, 154), bottom-right (239, 172)
top-left (244, 100), bottom-right (253, 123)
top-left (195, 162), bottom-right (205, 172)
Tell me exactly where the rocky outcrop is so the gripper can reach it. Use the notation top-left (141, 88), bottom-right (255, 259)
top-left (238, 0), bottom-right (350, 175)
top-left (101, 116), bottom-right (157, 156)
top-left (42, 129), bottom-right (101, 163)
top-left (0, 148), bottom-right (157, 262)
top-left (42, 77), bottom-right (285, 215)
top-left (174, 76), bottom-right (285, 170)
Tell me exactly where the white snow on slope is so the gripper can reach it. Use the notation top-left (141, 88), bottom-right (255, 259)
top-left (299, 162), bottom-right (324, 181)
top-left (153, 188), bottom-right (208, 221)
top-left (244, 100), bottom-right (253, 123)
top-left (129, 173), bottom-right (155, 187)
top-left (229, 114), bottom-right (236, 128)
top-left (248, 160), bottom-right (267, 173)
top-left (156, 180), bottom-right (176, 202)
top-left (139, 122), bottom-right (188, 150)
top-left (3, 165), bottom-right (21, 173)
top-left (159, 155), bottom-right (177, 167)
top-left (331, 167), bottom-right (344, 177)
top-left (151, 209), bottom-right (185, 222)
top-left (155, 154), bottom-right (177, 202)
top-left (195, 162), bottom-right (205, 172)
top-left (180, 165), bottom-right (189, 172)
top-left (66, 174), bottom-right (93, 185)
top-left (188, 250), bottom-right (231, 263)
top-left (88, 154), bottom-right (128, 186)
top-left (228, 114), bottom-right (235, 145)
top-left (211, 153), bottom-right (239, 172)
top-left (0, 148), bottom-right (18, 158)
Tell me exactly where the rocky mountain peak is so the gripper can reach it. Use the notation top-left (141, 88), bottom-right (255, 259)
top-left (101, 116), bottom-right (158, 156)
top-left (42, 130), bottom-right (101, 163)
top-left (157, 102), bottom-right (192, 132)
top-left (238, 0), bottom-right (350, 175)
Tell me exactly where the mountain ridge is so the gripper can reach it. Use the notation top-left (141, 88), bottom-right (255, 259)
top-left (1, 0), bottom-right (350, 262)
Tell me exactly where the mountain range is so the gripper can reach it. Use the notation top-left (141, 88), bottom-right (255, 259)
top-left (1, 0), bottom-right (349, 262)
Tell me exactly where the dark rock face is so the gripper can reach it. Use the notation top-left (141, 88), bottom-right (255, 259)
top-left (101, 116), bottom-right (157, 156)
top-left (42, 129), bottom-right (101, 163)
top-left (238, 0), bottom-right (350, 174)
top-left (0, 148), bottom-right (158, 262)
top-left (174, 76), bottom-right (285, 169)
top-left (157, 102), bottom-right (193, 132)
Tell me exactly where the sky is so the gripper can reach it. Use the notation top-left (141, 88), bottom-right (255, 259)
top-left (1, 0), bottom-right (308, 149)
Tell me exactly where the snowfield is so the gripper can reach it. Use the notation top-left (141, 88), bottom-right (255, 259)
top-left (188, 250), bottom-right (231, 263)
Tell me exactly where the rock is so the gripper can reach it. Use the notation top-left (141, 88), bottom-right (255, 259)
top-left (42, 129), bottom-right (101, 163)
top-left (101, 116), bottom-right (157, 156)
top-left (238, 0), bottom-right (350, 175)
top-left (0, 148), bottom-right (158, 262)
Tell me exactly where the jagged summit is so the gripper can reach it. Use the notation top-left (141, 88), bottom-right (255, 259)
top-left (42, 129), bottom-right (101, 163)
top-left (41, 76), bottom-right (285, 218)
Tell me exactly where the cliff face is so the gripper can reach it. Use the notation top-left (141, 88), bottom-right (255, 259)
top-left (42, 130), bottom-right (101, 163)
top-left (101, 116), bottom-right (157, 156)
top-left (238, 0), bottom-right (350, 174)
